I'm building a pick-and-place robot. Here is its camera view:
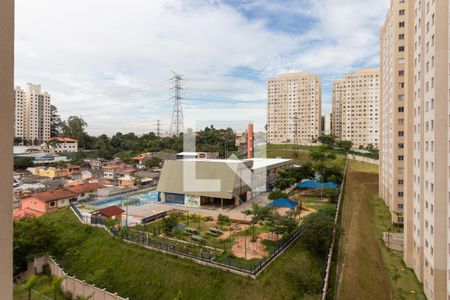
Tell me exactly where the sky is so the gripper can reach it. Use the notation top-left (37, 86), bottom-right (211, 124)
top-left (15, 0), bottom-right (390, 136)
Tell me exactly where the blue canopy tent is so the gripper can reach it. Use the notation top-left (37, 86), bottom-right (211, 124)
top-left (297, 180), bottom-right (322, 189)
top-left (321, 182), bottom-right (338, 189)
top-left (297, 180), bottom-right (338, 189)
top-left (267, 198), bottom-right (299, 209)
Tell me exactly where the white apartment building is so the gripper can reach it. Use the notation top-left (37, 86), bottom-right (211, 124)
top-left (45, 137), bottom-right (78, 153)
top-left (267, 72), bottom-right (321, 145)
top-left (14, 83), bottom-right (51, 143)
top-left (323, 113), bottom-right (332, 135)
top-left (379, 0), bottom-right (414, 226)
top-left (332, 68), bottom-right (380, 149)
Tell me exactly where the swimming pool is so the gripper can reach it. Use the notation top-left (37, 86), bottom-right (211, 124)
top-left (90, 191), bottom-right (160, 208)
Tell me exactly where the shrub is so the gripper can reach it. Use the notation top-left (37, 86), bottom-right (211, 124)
top-left (268, 191), bottom-right (288, 200)
top-left (299, 211), bottom-right (334, 257)
top-left (217, 214), bottom-right (230, 224)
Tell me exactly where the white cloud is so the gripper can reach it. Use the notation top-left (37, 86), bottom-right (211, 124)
top-left (15, 0), bottom-right (389, 135)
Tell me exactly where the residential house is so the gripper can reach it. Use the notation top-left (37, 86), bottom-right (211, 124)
top-left (64, 183), bottom-right (104, 202)
top-left (102, 163), bottom-right (130, 180)
top-left (92, 205), bottom-right (124, 221)
top-left (20, 189), bottom-right (78, 215)
top-left (117, 168), bottom-right (137, 188)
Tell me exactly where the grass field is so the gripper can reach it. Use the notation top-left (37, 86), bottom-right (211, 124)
top-left (266, 144), bottom-right (346, 169)
top-left (335, 160), bottom-right (424, 300)
top-left (37, 208), bottom-right (326, 300)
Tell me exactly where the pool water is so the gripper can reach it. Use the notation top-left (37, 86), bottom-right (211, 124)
top-left (91, 191), bottom-right (159, 208)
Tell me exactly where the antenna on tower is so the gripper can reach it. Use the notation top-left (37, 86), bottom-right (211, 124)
top-left (155, 119), bottom-right (162, 138)
top-left (169, 72), bottom-right (184, 136)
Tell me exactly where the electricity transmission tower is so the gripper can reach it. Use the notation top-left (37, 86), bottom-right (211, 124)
top-left (155, 119), bottom-right (162, 137)
top-left (169, 72), bottom-right (184, 136)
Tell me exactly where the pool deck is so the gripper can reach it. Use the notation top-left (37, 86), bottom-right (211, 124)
top-left (125, 193), bottom-right (271, 222)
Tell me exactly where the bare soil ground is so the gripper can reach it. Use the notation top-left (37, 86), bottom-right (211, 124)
top-left (336, 161), bottom-right (390, 300)
top-left (230, 236), bottom-right (267, 259)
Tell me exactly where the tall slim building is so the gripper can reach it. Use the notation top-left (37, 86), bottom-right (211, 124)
top-left (402, 0), bottom-right (450, 298)
top-left (14, 83), bottom-right (51, 143)
top-left (379, 0), bottom-right (414, 227)
top-left (267, 72), bottom-right (321, 145)
top-left (331, 68), bottom-right (380, 148)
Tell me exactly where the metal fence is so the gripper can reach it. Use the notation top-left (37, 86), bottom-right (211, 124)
top-left (321, 159), bottom-right (348, 300)
top-left (123, 226), bottom-right (304, 277)
top-left (69, 202), bottom-right (305, 278)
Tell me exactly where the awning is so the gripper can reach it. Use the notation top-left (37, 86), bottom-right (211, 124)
top-left (267, 198), bottom-right (299, 209)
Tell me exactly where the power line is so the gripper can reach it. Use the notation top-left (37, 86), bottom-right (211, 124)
top-left (169, 72), bottom-right (184, 136)
top-left (155, 119), bottom-right (162, 137)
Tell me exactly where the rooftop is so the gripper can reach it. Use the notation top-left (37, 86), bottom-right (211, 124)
top-left (47, 137), bottom-right (78, 142)
top-left (64, 183), bottom-right (104, 194)
top-left (24, 189), bottom-right (78, 202)
top-left (94, 205), bottom-right (125, 217)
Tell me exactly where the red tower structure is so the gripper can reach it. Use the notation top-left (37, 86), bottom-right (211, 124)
top-left (247, 123), bottom-right (254, 159)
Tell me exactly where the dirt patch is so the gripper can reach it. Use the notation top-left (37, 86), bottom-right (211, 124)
top-left (336, 162), bottom-right (390, 300)
top-left (299, 208), bottom-right (316, 219)
top-left (230, 236), bottom-right (267, 259)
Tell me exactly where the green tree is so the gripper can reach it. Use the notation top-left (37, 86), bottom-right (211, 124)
top-left (268, 191), bottom-right (288, 200)
top-left (299, 211), bottom-right (334, 256)
top-left (68, 151), bottom-right (87, 165)
top-left (162, 215), bottom-right (178, 236)
top-left (61, 116), bottom-right (91, 149)
top-left (50, 105), bottom-right (63, 137)
top-left (242, 204), bottom-right (274, 241)
top-left (274, 177), bottom-right (296, 191)
top-left (95, 134), bottom-right (115, 160)
top-left (14, 157), bottom-right (34, 170)
top-left (14, 137), bottom-right (23, 145)
top-left (318, 134), bottom-right (336, 148)
top-left (336, 140), bottom-right (353, 153)
top-left (144, 157), bottom-right (161, 168)
top-left (116, 150), bottom-right (135, 164)
top-left (13, 218), bottom-right (57, 274)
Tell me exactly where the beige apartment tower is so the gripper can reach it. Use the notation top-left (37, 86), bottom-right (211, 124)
top-left (267, 72), bottom-right (321, 144)
top-left (14, 83), bottom-right (51, 144)
top-left (379, 0), bottom-right (414, 228)
top-left (331, 68), bottom-right (380, 149)
top-left (393, 0), bottom-right (450, 299)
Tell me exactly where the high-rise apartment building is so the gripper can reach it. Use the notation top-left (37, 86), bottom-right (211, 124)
top-left (14, 83), bottom-right (51, 143)
top-left (379, 0), bottom-right (414, 227)
top-left (381, 0), bottom-right (450, 298)
top-left (267, 72), bottom-right (321, 144)
top-left (331, 68), bottom-right (380, 148)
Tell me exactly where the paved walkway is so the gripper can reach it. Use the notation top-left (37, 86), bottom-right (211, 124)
top-left (126, 193), bottom-right (271, 221)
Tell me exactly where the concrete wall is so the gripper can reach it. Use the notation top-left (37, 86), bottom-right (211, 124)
top-left (347, 154), bottom-right (379, 165)
top-left (0, 0), bottom-right (14, 298)
top-left (18, 256), bottom-right (128, 300)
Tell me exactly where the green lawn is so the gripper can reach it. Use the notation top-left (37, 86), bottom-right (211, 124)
top-left (335, 160), bottom-right (424, 300)
top-left (36, 208), bottom-right (327, 299)
top-left (266, 144), bottom-right (346, 169)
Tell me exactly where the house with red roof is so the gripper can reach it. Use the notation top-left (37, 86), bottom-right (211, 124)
top-left (92, 205), bottom-right (124, 221)
top-left (64, 183), bottom-right (104, 202)
top-left (20, 189), bottom-right (79, 216)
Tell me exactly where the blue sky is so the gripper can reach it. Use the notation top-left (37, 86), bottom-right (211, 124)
top-left (15, 0), bottom-right (389, 135)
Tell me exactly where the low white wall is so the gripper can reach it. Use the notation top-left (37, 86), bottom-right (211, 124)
top-left (47, 256), bottom-right (128, 300)
top-left (347, 154), bottom-right (379, 165)
top-left (17, 255), bottom-right (128, 300)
